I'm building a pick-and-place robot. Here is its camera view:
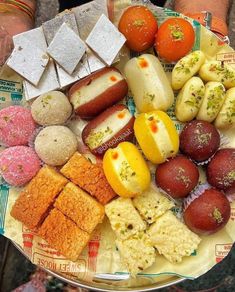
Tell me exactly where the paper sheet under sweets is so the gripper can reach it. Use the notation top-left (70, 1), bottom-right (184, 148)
top-left (1, 0), bottom-right (235, 289)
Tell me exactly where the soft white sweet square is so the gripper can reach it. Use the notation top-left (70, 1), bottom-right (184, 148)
top-left (42, 12), bottom-right (78, 44)
top-left (13, 27), bottom-right (59, 100)
top-left (47, 23), bottom-right (86, 75)
top-left (86, 14), bottom-right (126, 66)
top-left (13, 27), bottom-right (47, 50)
top-left (23, 60), bottom-right (60, 100)
top-left (7, 37), bottom-right (49, 86)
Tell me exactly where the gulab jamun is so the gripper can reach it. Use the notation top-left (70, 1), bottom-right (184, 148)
top-left (180, 120), bottom-right (220, 162)
top-left (183, 185), bottom-right (231, 235)
top-left (207, 148), bottom-right (235, 192)
top-left (155, 155), bottom-right (199, 198)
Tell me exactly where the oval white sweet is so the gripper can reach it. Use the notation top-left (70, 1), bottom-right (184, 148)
top-left (199, 61), bottom-right (235, 89)
top-left (215, 87), bottom-right (235, 129)
top-left (196, 82), bottom-right (226, 122)
top-left (124, 54), bottom-right (174, 113)
top-left (172, 50), bottom-right (206, 91)
top-left (175, 77), bottom-right (205, 122)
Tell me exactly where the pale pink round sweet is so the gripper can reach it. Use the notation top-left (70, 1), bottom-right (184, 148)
top-left (0, 106), bottom-right (36, 147)
top-left (0, 146), bottom-right (41, 186)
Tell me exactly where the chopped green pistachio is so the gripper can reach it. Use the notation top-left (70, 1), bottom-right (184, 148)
top-left (224, 99), bottom-right (235, 123)
top-left (225, 170), bottom-right (235, 185)
top-left (86, 126), bottom-right (113, 149)
top-left (133, 19), bottom-right (145, 27)
top-left (209, 63), bottom-right (235, 81)
top-left (175, 52), bottom-right (200, 74)
top-left (206, 86), bottom-right (225, 118)
top-left (119, 161), bottom-right (136, 181)
top-left (41, 95), bottom-right (53, 108)
top-left (176, 167), bottom-right (191, 187)
top-left (169, 24), bottom-right (184, 41)
top-left (144, 92), bottom-right (156, 102)
top-left (197, 132), bottom-right (212, 146)
top-left (212, 207), bottom-right (223, 224)
top-left (184, 85), bottom-right (204, 109)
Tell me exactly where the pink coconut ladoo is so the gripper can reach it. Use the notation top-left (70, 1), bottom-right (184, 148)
top-left (0, 146), bottom-right (41, 186)
top-left (0, 106), bottom-right (36, 147)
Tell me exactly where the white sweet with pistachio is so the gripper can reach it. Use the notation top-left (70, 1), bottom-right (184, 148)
top-left (215, 87), bottom-right (235, 128)
top-left (116, 233), bottom-right (156, 276)
top-left (148, 211), bottom-right (201, 264)
top-left (105, 197), bottom-right (146, 241)
top-left (199, 60), bottom-right (235, 89)
top-left (31, 91), bottom-right (72, 126)
top-left (172, 50), bottom-right (206, 91)
top-left (133, 187), bottom-right (174, 224)
top-left (197, 81), bottom-right (226, 122)
top-left (124, 54), bottom-right (174, 113)
top-left (35, 126), bottom-right (78, 166)
top-left (175, 77), bottom-right (205, 122)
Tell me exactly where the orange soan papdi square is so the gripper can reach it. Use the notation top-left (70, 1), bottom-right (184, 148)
top-left (54, 182), bottom-right (105, 233)
top-left (11, 165), bottom-right (67, 230)
top-left (60, 152), bottom-right (116, 204)
top-left (38, 208), bottom-right (90, 261)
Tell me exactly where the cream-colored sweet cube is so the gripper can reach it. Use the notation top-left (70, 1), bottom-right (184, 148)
top-left (148, 211), bottom-right (201, 263)
top-left (116, 233), bottom-right (156, 276)
top-left (105, 197), bottom-right (146, 240)
top-left (133, 188), bottom-right (174, 224)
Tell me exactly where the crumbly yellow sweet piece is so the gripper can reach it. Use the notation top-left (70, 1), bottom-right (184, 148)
top-left (133, 188), bottom-right (174, 224)
top-left (38, 208), bottom-right (90, 262)
top-left (60, 152), bottom-right (116, 204)
top-left (148, 211), bottom-right (201, 264)
top-left (116, 232), bottom-right (156, 276)
top-left (54, 182), bottom-right (105, 233)
top-left (10, 165), bottom-right (67, 230)
top-left (105, 197), bottom-right (146, 240)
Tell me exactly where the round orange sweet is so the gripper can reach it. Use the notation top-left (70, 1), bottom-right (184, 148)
top-left (155, 17), bottom-right (195, 62)
top-left (118, 5), bottom-right (158, 52)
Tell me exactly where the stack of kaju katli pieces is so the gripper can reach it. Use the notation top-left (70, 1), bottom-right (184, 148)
top-left (6, 0), bottom-right (126, 101)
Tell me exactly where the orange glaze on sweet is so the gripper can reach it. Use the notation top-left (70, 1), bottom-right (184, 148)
top-left (110, 76), bottom-right (117, 82)
top-left (118, 112), bottom-right (126, 119)
top-left (139, 59), bottom-right (148, 68)
top-left (112, 152), bottom-right (119, 160)
top-left (149, 120), bottom-right (158, 133)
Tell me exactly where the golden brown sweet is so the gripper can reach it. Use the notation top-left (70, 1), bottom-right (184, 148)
top-left (54, 182), bottom-right (105, 233)
top-left (10, 166), bottom-right (68, 230)
top-left (38, 208), bottom-right (90, 261)
top-left (60, 152), bottom-right (116, 204)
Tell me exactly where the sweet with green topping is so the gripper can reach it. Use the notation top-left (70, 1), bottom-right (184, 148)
top-left (184, 187), bottom-right (231, 235)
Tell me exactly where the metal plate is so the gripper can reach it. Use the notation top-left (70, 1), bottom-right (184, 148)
top-left (47, 270), bottom-right (184, 291)
top-left (12, 241), bottom-right (184, 291)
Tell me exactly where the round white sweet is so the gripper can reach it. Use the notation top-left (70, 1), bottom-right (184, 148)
top-left (35, 126), bottom-right (78, 166)
top-left (31, 91), bottom-right (72, 126)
